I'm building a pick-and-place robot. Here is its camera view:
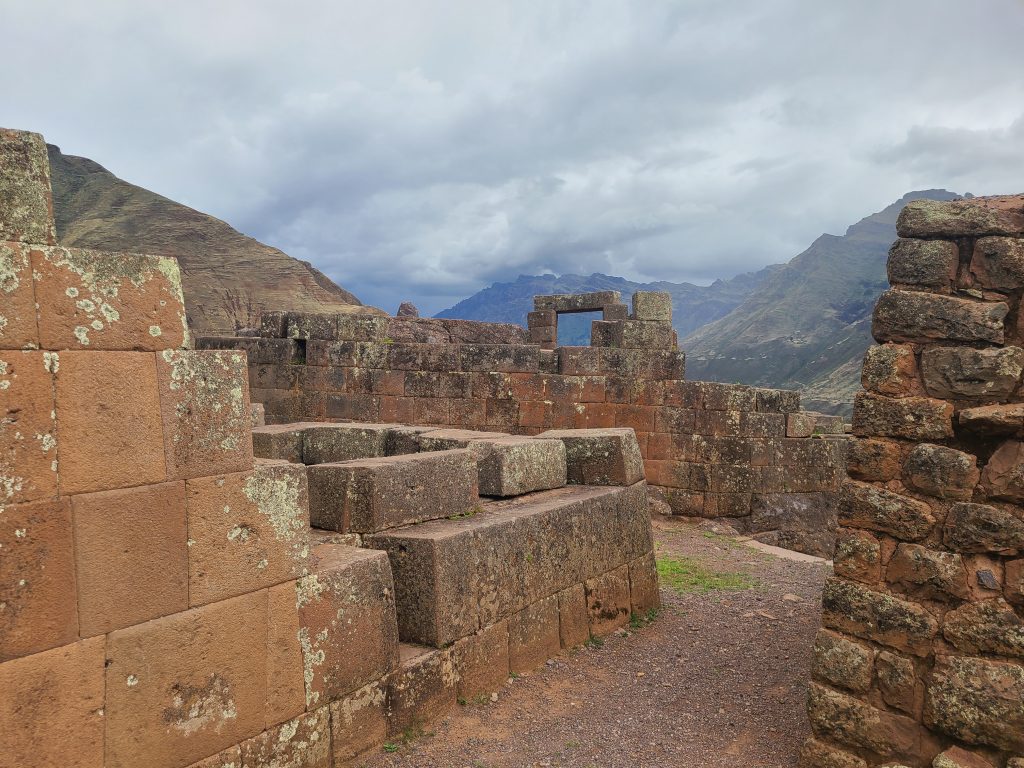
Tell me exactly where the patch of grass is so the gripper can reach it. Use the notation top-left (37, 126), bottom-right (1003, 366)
top-left (656, 555), bottom-right (757, 594)
top-left (629, 608), bottom-right (659, 629)
top-left (584, 634), bottom-right (604, 649)
top-left (382, 742), bottom-right (399, 753)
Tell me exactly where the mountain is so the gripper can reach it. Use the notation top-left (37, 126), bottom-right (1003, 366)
top-left (436, 268), bottom-right (782, 345)
top-left (47, 145), bottom-right (371, 335)
top-left (682, 190), bottom-right (962, 415)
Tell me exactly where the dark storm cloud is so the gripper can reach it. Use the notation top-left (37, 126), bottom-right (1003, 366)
top-left (5, 0), bottom-right (1024, 314)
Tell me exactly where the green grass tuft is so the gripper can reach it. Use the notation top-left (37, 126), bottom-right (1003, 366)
top-left (656, 555), bottom-right (757, 594)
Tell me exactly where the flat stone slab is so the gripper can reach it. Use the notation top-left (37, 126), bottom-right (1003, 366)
top-left (538, 428), bottom-right (645, 485)
top-left (365, 482), bottom-right (652, 647)
top-left (307, 449), bottom-right (479, 533)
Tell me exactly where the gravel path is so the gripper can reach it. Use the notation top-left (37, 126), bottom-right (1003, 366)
top-left (359, 517), bottom-right (829, 768)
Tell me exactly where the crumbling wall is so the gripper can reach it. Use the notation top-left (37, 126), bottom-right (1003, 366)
top-left (201, 294), bottom-right (847, 556)
top-left (803, 195), bottom-right (1024, 768)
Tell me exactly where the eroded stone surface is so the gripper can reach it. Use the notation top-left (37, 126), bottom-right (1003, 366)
top-left (0, 129), bottom-right (55, 245)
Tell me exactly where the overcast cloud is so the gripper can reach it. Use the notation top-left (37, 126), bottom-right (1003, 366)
top-left (5, 1), bottom-right (1024, 314)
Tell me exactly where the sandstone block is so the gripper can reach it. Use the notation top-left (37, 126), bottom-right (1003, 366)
top-left (981, 440), bottom-right (1024, 502)
top-left (628, 552), bottom-right (660, 615)
top-left (806, 681), bottom-right (921, 759)
top-left (105, 592), bottom-right (269, 768)
top-left (386, 645), bottom-right (457, 734)
top-left (897, 196), bottom-right (1024, 238)
top-left (186, 463), bottom-right (310, 606)
top-left (925, 655), bottom-right (1024, 752)
top-left (847, 438), bottom-right (902, 482)
top-left (251, 422), bottom-right (314, 463)
top-left (297, 545), bottom-right (399, 708)
top-left (308, 449), bottom-right (477, 533)
top-left (157, 350), bottom-right (254, 480)
top-left (32, 246), bottom-right (188, 350)
top-left (258, 309), bottom-right (288, 337)
top-left (822, 577), bottom-right (939, 656)
top-left (585, 564), bottom-right (631, 635)
top-left (631, 291), bottom-right (672, 322)
top-left (198, 336), bottom-right (304, 365)
top-left (459, 343), bottom-right (539, 373)
top-left (0, 129), bottom-right (55, 244)
top-left (464, 436), bottom-right (567, 496)
top-left (301, 422), bottom-right (393, 464)
top-left (557, 583), bottom-right (590, 648)
top-left (943, 599), bottom-right (1024, 658)
top-left (592, 319), bottom-right (674, 349)
top-left (921, 345), bottom-right (1024, 402)
top-left (812, 629), bottom-right (874, 693)
top-left (266, 581), bottom-right (305, 728)
top-left (329, 681), bottom-right (388, 765)
top-left (797, 738), bottom-right (868, 768)
top-left (0, 242), bottom-right (38, 348)
top-left (183, 747), bottom-right (242, 768)
top-left (838, 479), bottom-right (935, 541)
top-left (534, 291), bottom-right (621, 312)
top-left (557, 346), bottom-right (602, 375)
top-left (971, 236), bottom-right (1024, 290)
top-left (755, 387), bottom-right (801, 413)
top-left (509, 594), bottom-right (561, 673)
top-left (239, 708), bottom-right (331, 768)
top-left (0, 636), bottom-right (104, 768)
top-left (875, 650), bottom-right (918, 715)
top-left (852, 391), bottom-right (953, 440)
top-left (72, 481), bottom-right (188, 636)
top-left (0, 498), bottom-right (77, 661)
top-left (537, 427), bottom-right (644, 485)
top-left (944, 501), bottom-right (1024, 554)
top-left (834, 528), bottom-right (882, 584)
top-left (959, 403), bottom-right (1024, 435)
top-left (887, 543), bottom-right (969, 601)
top-left (1, 351), bottom-right (58, 505)
top-left (887, 238), bottom-right (959, 289)
top-left (452, 620), bottom-right (510, 699)
top-left (902, 443), bottom-right (979, 500)
top-left (862, 344), bottom-right (923, 397)
top-left (932, 746), bottom-right (998, 768)
top-left (786, 412), bottom-right (817, 438)
top-left (872, 289), bottom-right (1007, 344)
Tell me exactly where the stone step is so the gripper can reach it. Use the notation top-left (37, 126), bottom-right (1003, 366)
top-left (306, 449), bottom-right (479, 533)
top-left (365, 482), bottom-right (654, 648)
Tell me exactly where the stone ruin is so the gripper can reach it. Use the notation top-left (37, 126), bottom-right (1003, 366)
top-left (803, 195), bottom-right (1024, 767)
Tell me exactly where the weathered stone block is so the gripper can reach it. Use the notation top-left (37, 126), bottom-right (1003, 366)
top-left (386, 645), bottom-right (457, 734)
top-left (509, 594), bottom-right (561, 674)
top-left (238, 708), bottom-right (330, 768)
top-left (0, 242), bottom-right (39, 349)
top-left (944, 501), bottom-right (1024, 554)
top-left (971, 236), bottom-right (1024, 290)
top-left (834, 528), bottom-right (882, 584)
top-left (452, 620), bottom-right (510, 699)
top-left (307, 449), bottom-right (477, 533)
top-left (0, 129), bottom-right (55, 245)
top-left (838, 479), bottom-right (935, 541)
top-left (925, 655), bottom-right (1024, 752)
top-left (1, 351), bottom-right (58, 505)
top-left (755, 387), bottom-right (801, 413)
top-left (959, 403), bottom-right (1024, 435)
top-left (631, 291), bottom-right (672, 322)
top-left (897, 196), bottom-right (1024, 238)
top-left (459, 343), bottom-right (539, 373)
top-left (296, 545), bottom-right (400, 709)
top-left (797, 738), bottom-right (867, 768)
top-left (258, 309), bottom-right (288, 337)
top-left (862, 344), bottom-right (923, 397)
top-left (786, 412), bottom-right (817, 438)
top-left (875, 650), bottom-right (918, 715)
top-left (557, 583), bottom-right (590, 648)
top-left (32, 246), bottom-right (188, 350)
top-left (628, 552), bottom-right (660, 615)
top-left (902, 443), bottom-right (979, 500)
top-left (266, 581), bottom-right (305, 728)
top-left (72, 481), bottom-right (188, 636)
top-left (537, 427), bottom-right (644, 485)
top-left (887, 543), bottom-right (969, 601)
top-left (0, 498), bottom-right (77, 661)
top-left (822, 577), bottom-right (939, 656)
top-left (0, 636), bottom-right (104, 768)
top-left (185, 463), bottom-right (310, 606)
top-left (873, 289), bottom-right (1007, 344)
top-left (157, 350), bottom-right (254, 480)
top-left (932, 746), bottom-right (998, 768)
top-left (887, 238), bottom-right (959, 289)
top-left (585, 565), bottom-right (631, 635)
top-left (852, 391), bottom-right (953, 440)
top-left (921, 345), bottom-right (1024, 402)
top-left (592, 319), bottom-right (674, 349)
top-left (1008, 558), bottom-right (1024, 606)
top-left (847, 438), bottom-right (902, 482)
top-left (812, 629), bottom-right (874, 693)
top-left (806, 681), bottom-right (921, 758)
top-left (251, 422), bottom-right (315, 463)
top-left (465, 436), bottom-right (567, 496)
top-left (943, 599), bottom-right (1024, 658)
top-left (301, 423), bottom-right (393, 464)
top-left (534, 291), bottom-right (621, 312)
top-left (105, 592), bottom-right (269, 768)
top-left (981, 440), bottom-right (1024, 502)
top-left (329, 681), bottom-right (388, 765)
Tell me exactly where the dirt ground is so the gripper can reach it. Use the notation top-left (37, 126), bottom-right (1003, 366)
top-left (359, 517), bottom-right (829, 768)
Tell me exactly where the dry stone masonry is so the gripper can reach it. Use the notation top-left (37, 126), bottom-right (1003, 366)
top-left (804, 195), bottom-right (1024, 768)
top-left (201, 291), bottom-right (848, 557)
top-left (0, 128), bottom-right (658, 767)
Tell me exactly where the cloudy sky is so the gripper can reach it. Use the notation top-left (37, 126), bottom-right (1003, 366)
top-left (6, 1), bottom-right (1024, 314)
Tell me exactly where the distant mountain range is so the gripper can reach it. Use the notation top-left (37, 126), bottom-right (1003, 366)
top-left (47, 145), bottom-right (370, 335)
top-left (438, 190), bottom-right (962, 414)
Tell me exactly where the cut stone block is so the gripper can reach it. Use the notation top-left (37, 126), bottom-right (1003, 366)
top-left (921, 345), bottom-right (1024, 402)
top-left (32, 246), bottom-right (188, 350)
top-left (628, 552), bottom-right (660, 615)
top-left (302, 422), bottom-right (391, 464)
top-left (585, 564), bottom-right (631, 634)
top-left (55, 351), bottom-right (166, 494)
top-left (631, 290), bottom-right (672, 322)
top-left (887, 238), bottom-right (958, 289)
top-left (452, 620), bottom-right (510, 699)
top-left (296, 544), bottom-right (399, 708)
top-left (0, 497), bottom-right (77, 661)
top-left (104, 591), bottom-right (269, 768)
top-left (925, 655), bottom-right (1024, 752)
top-left (811, 629), bottom-right (874, 693)
top-left (463, 435), bottom-right (567, 497)
top-left (266, 581), bottom-right (305, 729)
top-left (307, 449), bottom-right (478, 533)
top-left (821, 576), bottom-right (938, 657)
top-left (538, 427), bottom-right (644, 485)
top-left (386, 644), bottom-right (457, 734)
top-left (0, 241), bottom-right (39, 349)
top-left (872, 289), bottom-right (1007, 345)
top-left (897, 195), bottom-right (1024, 237)
top-left (329, 681), bottom-right (388, 765)
top-left (415, 428), bottom-right (509, 450)
top-left (509, 594), bottom-right (561, 673)
top-left (157, 350), bottom-right (254, 480)
top-left (238, 708), bottom-right (331, 768)
top-left (72, 481), bottom-right (188, 636)
top-left (557, 583), bottom-right (590, 648)
top-left (534, 291), bottom-right (621, 313)
top-left (806, 682), bottom-right (921, 758)
top-left (185, 462), bottom-right (310, 606)
top-left (0, 636), bottom-right (105, 768)
top-left (0, 350), bottom-right (58, 505)
top-left (366, 482), bottom-right (652, 647)
top-left (0, 128), bottom-right (56, 245)
top-left (251, 422), bottom-right (318, 463)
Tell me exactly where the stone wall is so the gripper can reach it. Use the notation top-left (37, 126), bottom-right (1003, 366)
top-left (200, 297), bottom-right (847, 556)
top-left (0, 127), bottom-right (658, 767)
top-left (803, 195), bottom-right (1024, 768)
